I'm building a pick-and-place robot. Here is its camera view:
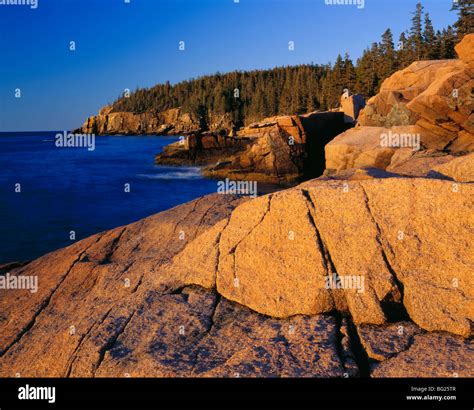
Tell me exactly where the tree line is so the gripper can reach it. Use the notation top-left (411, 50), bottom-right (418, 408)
top-left (111, 1), bottom-right (472, 128)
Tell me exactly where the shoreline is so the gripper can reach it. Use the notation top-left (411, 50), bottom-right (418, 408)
top-left (1, 34), bottom-right (472, 378)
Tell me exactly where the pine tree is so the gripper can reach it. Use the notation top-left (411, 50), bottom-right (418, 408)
top-left (443, 26), bottom-right (457, 58)
top-left (432, 30), bottom-right (443, 60)
top-left (343, 53), bottom-right (357, 94)
top-left (409, 2), bottom-right (424, 60)
top-left (279, 74), bottom-right (293, 115)
top-left (328, 55), bottom-right (346, 108)
top-left (451, 0), bottom-right (474, 42)
top-left (423, 13), bottom-right (437, 59)
top-left (396, 32), bottom-right (411, 69)
top-left (355, 44), bottom-right (380, 96)
top-left (380, 28), bottom-right (396, 78)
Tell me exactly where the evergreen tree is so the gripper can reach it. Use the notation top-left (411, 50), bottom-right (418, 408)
top-left (343, 53), bottom-right (357, 94)
top-left (432, 30), bottom-right (443, 60)
top-left (355, 45), bottom-right (379, 96)
top-left (380, 28), bottom-right (397, 78)
top-left (451, 0), bottom-right (474, 42)
top-left (409, 2), bottom-right (424, 60)
top-left (423, 13), bottom-right (437, 59)
top-left (396, 32), bottom-right (411, 69)
top-left (443, 26), bottom-right (457, 58)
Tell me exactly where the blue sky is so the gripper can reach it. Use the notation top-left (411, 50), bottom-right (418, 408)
top-left (0, 0), bottom-right (458, 131)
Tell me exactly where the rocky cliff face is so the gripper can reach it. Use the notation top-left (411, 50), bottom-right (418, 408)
top-left (80, 104), bottom-right (237, 136)
top-left (156, 112), bottom-right (351, 183)
top-left (326, 34), bottom-right (474, 179)
top-left (80, 105), bottom-right (352, 183)
top-left (79, 84), bottom-right (356, 185)
top-left (80, 107), bottom-right (204, 136)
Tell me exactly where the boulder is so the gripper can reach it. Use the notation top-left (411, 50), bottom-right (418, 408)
top-left (358, 60), bottom-right (465, 128)
top-left (203, 125), bottom-right (302, 183)
top-left (406, 61), bottom-right (474, 138)
top-left (429, 152), bottom-right (474, 182)
top-left (329, 43), bottom-right (474, 177)
top-left (357, 321), bottom-right (423, 362)
top-left (357, 57), bottom-right (473, 147)
top-left (325, 126), bottom-right (423, 173)
top-left (372, 333), bottom-right (473, 377)
top-left (455, 33), bottom-right (474, 69)
top-left (340, 93), bottom-right (366, 123)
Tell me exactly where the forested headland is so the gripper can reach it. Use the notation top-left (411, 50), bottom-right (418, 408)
top-left (111, 1), bottom-right (472, 126)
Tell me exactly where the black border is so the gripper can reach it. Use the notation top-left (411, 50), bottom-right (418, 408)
top-left (0, 378), bottom-right (472, 409)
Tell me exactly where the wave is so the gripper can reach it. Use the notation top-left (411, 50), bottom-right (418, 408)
top-left (138, 167), bottom-right (203, 180)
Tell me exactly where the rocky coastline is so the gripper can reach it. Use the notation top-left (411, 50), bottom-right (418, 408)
top-left (2, 34), bottom-right (472, 378)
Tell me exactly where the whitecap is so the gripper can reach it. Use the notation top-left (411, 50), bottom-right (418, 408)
top-left (138, 167), bottom-right (202, 180)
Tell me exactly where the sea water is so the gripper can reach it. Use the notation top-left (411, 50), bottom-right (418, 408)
top-left (0, 132), bottom-right (217, 263)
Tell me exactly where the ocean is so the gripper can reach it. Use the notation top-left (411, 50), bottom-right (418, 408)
top-left (0, 132), bottom-right (218, 264)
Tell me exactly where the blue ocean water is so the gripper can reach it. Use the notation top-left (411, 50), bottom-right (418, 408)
top-left (0, 132), bottom-right (218, 263)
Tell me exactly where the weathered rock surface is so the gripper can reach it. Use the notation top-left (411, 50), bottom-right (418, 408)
top-left (340, 93), bottom-right (366, 124)
top-left (155, 112), bottom-right (351, 183)
top-left (95, 288), bottom-right (349, 378)
top-left (200, 112), bottom-right (350, 182)
top-left (456, 33), bottom-right (474, 69)
top-left (372, 332), bottom-right (473, 378)
top-left (357, 321), bottom-right (423, 362)
top-left (325, 124), bottom-right (471, 176)
top-left (357, 59), bottom-right (470, 132)
top-left (357, 321), bottom-right (473, 377)
top-left (387, 149), bottom-right (457, 177)
top-left (0, 194), bottom-right (247, 377)
top-left (327, 35), bottom-right (473, 176)
top-left (0, 175), bottom-right (472, 378)
top-left (429, 152), bottom-right (474, 182)
top-left (80, 107), bottom-right (203, 136)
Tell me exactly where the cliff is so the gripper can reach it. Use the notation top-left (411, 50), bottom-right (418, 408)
top-left (80, 106), bottom-right (204, 136)
top-left (156, 112), bottom-right (352, 183)
top-left (326, 35), bottom-right (474, 178)
top-left (79, 106), bottom-right (354, 184)
top-left (79, 94), bottom-right (359, 184)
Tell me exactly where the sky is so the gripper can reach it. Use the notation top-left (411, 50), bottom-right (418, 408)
top-left (0, 0), bottom-right (458, 132)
